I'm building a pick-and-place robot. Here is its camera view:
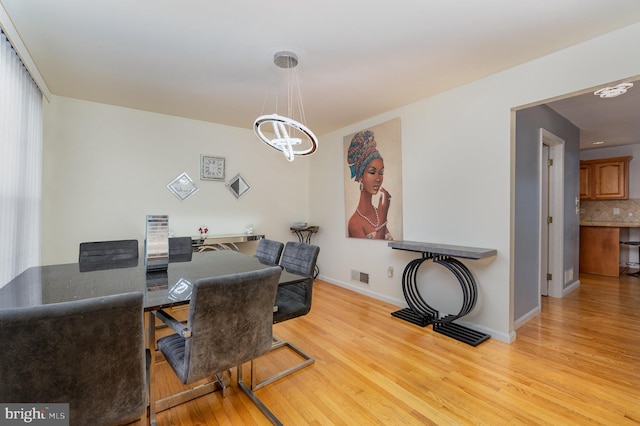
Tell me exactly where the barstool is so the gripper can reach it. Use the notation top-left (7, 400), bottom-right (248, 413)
top-left (620, 241), bottom-right (640, 276)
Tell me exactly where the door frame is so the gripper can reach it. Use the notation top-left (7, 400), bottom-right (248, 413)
top-left (538, 128), bottom-right (565, 298)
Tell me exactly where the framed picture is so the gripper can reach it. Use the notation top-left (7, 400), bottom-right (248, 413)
top-left (226, 174), bottom-right (251, 199)
top-left (200, 155), bottom-right (226, 181)
top-left (344, 118), bottom-right (403, 240)
top-left (167, 172), bottom-right (199, 202)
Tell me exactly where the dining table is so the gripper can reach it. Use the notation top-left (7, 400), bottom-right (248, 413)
top-left (0, 249), bottom-right (308, 423)
top-left (0, 249), bottom-right (305, 310)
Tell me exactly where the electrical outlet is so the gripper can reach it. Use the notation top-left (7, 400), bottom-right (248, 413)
top-left (387, 266), bottom-right (394, 277)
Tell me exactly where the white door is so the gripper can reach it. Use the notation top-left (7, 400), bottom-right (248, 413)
top-left (539, 129), bottom-right (564, 299)
top-left (540, 143), bottom-right (550, 296)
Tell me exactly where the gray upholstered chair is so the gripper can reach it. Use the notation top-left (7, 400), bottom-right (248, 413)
top-left (255, 238), bottom-right (284, 265)
top-left (154, 266), bottom-right (283, 424)
top-left (254, 241), bottom-right (320, 390)
top-left (169, 236), bottom-right (193, 262)
top-left (78, 239), bottom-right (139, 271)
top-left (0, 292), bottom-right (148, 426)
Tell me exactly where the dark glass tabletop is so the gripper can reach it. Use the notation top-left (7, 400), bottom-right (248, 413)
top-left (0, 250), bottom-right (306, 311)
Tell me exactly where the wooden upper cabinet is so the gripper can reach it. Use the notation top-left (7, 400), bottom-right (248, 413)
top-left (580, 156), bottom-right (632, 200)
top-left (580, 163), bottom-right (593, 199)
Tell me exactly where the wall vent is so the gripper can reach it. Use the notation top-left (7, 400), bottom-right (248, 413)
top-left (351, 269), bottom-right (369, 284)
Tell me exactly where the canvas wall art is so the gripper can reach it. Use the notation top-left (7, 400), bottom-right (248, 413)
top-left (344, 118), bottom-right (403, 240)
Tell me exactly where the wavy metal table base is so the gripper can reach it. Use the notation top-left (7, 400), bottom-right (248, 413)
top-left (389, 241), bottom-right (496, 346)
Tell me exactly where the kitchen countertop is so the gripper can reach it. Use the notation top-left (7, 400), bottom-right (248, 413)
top-left (580, 221), bottom-right (640, 227)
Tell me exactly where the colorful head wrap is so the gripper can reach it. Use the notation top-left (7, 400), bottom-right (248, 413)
top-left (347, 130), bottom-right (382, 182)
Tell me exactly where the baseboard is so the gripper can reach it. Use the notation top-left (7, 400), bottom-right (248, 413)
top-left (563, 279), bottom-right (580, 296)
top-left (318, 275), bottom-right (407, 307)
top-left (316, 274), bottom-right (513, 344)
top-left (514, 305), bottom-right (540, 330)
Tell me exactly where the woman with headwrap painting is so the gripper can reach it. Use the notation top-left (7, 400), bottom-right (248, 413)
top-left (347, 130), bottom-right (392, 240)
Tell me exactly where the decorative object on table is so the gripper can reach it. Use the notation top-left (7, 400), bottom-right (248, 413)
top-left (198, 225), bottom-right (208, 239)
top-left (253, 51), bottom-right (318, 162)
top-left (166, 172), bottom-right (199, 202)
top-left (200, 155), bottom-right (225, 181)
top-left (244, 224), bottom-right (253, 235)
top-left (145, 215), bottom-right (169, 271)
top-left (344, 118), bottom-right (403, 240)
top-left (226, 173), bottom-right (251, 199)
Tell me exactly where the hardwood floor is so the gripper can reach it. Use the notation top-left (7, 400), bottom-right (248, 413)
top-left (147, 273), bottom-right (640, 425)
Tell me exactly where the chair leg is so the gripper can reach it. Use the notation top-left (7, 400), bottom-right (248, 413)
top-left (237, 362), bottom-right (282, 426)
top-left (215, 371), bottom-right (229, 397)
top-left (252, 334), bottom-right (315, 390)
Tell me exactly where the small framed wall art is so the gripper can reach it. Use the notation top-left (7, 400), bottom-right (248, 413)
top-left (167, 172), bottom-right (199, 202)
top-left (226, 174), bottom-right (251, 199)
top-left (200, 155), bottom-right (226, 181)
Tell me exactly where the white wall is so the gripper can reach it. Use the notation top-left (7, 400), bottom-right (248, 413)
top-left (309, 22), bottom-right (640, 343)
top-left (39, 22), bottom-right (640, 343)
top-left (41, 96), bottom-right (311, 265)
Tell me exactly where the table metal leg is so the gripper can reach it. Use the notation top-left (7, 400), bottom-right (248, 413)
top-left (391, 252), bottom-right (490, 346)
top-left (147, 311), bottom-right (157, 426)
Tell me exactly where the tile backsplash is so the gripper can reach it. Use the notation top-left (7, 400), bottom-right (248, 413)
top-left (580, 198), bottom-right (640, 223)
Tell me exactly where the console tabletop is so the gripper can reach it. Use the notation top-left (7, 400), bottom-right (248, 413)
top-left (388, 241), bottom-right (496, 259)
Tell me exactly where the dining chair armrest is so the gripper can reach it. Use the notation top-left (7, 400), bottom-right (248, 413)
top-left (155, 309), bottom-right (192, 338)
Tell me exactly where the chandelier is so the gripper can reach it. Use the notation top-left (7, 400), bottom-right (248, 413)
top-left (254, 51), bottom-right (318, 162)
top-left (593, 82), bottom-right (633, 98)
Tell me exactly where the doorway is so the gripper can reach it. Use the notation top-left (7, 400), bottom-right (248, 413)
top-left (538, 129), bottom-right (565, 299)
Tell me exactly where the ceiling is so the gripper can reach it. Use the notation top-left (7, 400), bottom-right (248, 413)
top-left (2, 0), bottom-right (640, 147)
top-left (547, 79), bottom-right (640, 150)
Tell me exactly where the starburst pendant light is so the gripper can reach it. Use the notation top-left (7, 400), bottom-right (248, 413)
top-left (254, 51), bottom-right (318, 162)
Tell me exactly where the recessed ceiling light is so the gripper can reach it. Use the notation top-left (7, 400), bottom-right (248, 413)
top-left (593, 82), bottom-right (633, 98)
top-left (592, 141), bottom-right (605, 145)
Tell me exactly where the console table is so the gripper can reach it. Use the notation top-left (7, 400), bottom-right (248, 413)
top-left (290, 225), bottom-right (318, 244)
top-left (388, 241), bottom-right (497, 346)
top-left (192, 233), bottom-right (264, 252)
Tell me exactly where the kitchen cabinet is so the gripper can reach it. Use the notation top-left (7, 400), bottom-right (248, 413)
top-left (579, 226), bottom-right (620, 277)
top-left (580, 156), bottom-right (631, 200)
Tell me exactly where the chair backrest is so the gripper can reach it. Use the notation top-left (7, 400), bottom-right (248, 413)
top-left (280, 242), bottom-right (320, 277)
top-left (255, 239), bottom-right (284, 265)
top-left (0, 292), bottom-right (147, 426)
top-left (180, 266), bottom-right (282, 384)
top-left (274, 242), bottom-right (320, 323)
top-left (169, 236), bottom-right (193, 262)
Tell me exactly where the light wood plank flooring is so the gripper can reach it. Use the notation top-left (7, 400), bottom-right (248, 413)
top-left (146, 273), bottom-right (640, 425)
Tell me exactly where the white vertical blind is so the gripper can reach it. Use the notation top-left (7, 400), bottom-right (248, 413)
top-left (0, 30), bottom-right (43, 287)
